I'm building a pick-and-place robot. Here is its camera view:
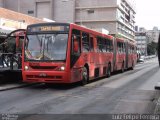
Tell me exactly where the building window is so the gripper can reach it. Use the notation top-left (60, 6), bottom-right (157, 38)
top-left (28, 10), bottom-right (34, 14)
top-left (87, 9), bottom-right (94, 14)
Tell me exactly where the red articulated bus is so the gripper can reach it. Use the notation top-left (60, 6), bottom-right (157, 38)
top-left (126, 41), bottom-right (137, 69)
top-left (113, 38), bottom-right (126, 72)
top-left (113, 38), bottom-right (137, 72)
top-left (22, 23), bottom-right (137, 85)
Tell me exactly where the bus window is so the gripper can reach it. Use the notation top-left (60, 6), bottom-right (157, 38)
top-left (97, 37), bottom-right (100, 52)
top-left (106, 39), bottom-right (110, 52)
top-left (97, 37), bottom-right (106, 52)
top-left (117, 42), bottom-right (121, 53)
top-left (82, 32), bottom-right (89, 52)
top-left (72, 29), bottom-right (81, 54)
top-left (131, 46), bottom-right (133, 54)
top-left (110, 41), bottom-right (113, 52)
top-left (89, 36), bottom-right (94, 52)
top-left (123, 43), bottom-right (125, 53)
top-left (120, 42), bottom-right (122, 53)
top-left (120, 42), bottom-right (123, 53)
top-left (101, 38), bottom-right (106, 52)
top-left (73, 36), bottom-right (79, 53)
top-left (128, 45), bottom-right (131, 54)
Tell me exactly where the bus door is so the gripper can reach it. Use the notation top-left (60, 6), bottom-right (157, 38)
top-left (125, 41), bottom-right (129, 69)
top-left (89, 35), bottom-right (94, 63)
top-left (70, 29), bottom-right (81, 81)
top-left (117, 41), bottom-right (124, 70)
top-left (128, 44), bottom-right (132, 68)
top-left (71, 29), bottom-right (81, 67)
top-left (113, 38), bottom-right (117, 71)
top-left (106, 39), bottom-right (111, 62)
top-left (130, 45), bottom-right (134, 67)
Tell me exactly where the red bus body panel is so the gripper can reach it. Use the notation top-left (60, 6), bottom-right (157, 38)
top-left (22, 23), bottom-right (137, 84)
top-left (115, 38), bottom-right (126, 71)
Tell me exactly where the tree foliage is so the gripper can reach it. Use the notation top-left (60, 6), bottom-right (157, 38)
top-left (147, 42), bottom-right (157, 55)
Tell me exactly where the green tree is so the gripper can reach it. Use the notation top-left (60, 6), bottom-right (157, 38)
top-left (147, 42), bottom-right (157, 55)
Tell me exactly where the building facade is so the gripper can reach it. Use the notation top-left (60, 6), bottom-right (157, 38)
top-left (75, 0), bottom-right (136, 41)
top-left (135, 32), bottom-right (149, 55)
top-left (0, 0), bottom-right (136, 41)
top-left (135, 27), bottom-right (153, 55)
top-left (147, 27), bottom-right (160, 43)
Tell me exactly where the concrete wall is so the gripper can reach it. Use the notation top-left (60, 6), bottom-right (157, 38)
top-left (81, 22), bottom-right (117, 34)
top-left (4, 0), bottom-right (35, 16)
top-left (0, 0), bottom-right (4, 7)
top-left (75, 0), bottom-right (117, 34)
top-left (53, 0), bottom-right (75, 23)
top-left (75, 8), bottom-right (117, 22)
top-left (4, 0), bottom-right (53, 19)
top-left (4, 0), bottom-right (19, 11)
top-left (76, 0), bottom-right (117, 8)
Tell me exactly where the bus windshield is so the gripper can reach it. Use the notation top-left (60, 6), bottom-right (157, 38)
top-left (25, 33), bottom-right (68, 61)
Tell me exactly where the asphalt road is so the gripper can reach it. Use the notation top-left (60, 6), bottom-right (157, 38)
top-left (0, 58), bottom-right (160, 119)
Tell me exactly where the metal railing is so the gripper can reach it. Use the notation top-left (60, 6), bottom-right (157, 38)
top-left (0, 52), bottom-right (22, 70)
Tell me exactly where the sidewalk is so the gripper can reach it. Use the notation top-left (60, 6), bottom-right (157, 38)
top-left (145, 55), bottom-right (157, 60)
top-left (153, 68), bottom-right (160, 114)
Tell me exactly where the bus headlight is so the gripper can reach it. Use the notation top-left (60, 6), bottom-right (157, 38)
top-left (60, 66), bottom-right (65, 71)
top-left (25, 66), bottom-right (29, 70)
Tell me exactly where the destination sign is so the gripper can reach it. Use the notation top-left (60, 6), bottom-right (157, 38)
top-left (27, 25), bottom-right (69, 32)
top-left (40, 26), bottom-right (61, 31)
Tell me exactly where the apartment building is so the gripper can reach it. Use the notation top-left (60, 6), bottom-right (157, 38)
top-left (135, 27), bottom-right (155, 55)
top-left (75, 0), bottom-right (136, 41)
top-left (0, 0), bottom-right (136, 41)
top-left (135, 32), bottom-right (149, 55)
top-left (147, 27), bottom-right (160, 43)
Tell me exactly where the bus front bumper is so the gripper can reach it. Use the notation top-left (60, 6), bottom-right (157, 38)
top-left (23, 71), bottom-right (71, 83)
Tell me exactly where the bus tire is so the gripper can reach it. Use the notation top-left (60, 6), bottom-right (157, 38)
top-left (81, 67), bottom-right (88, 85)
top-left (107, 64), bottom-right (111, 78)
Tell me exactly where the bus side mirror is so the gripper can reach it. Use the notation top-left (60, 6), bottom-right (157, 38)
top-left (73, 40), bottom-right (79, 53)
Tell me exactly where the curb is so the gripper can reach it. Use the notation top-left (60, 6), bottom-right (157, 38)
top-left (145, 55), bottom-right (157, 60)
top-left (0, 83), bottom-right (37, 91)
top-left (154, 93), bottom-right (160, 114)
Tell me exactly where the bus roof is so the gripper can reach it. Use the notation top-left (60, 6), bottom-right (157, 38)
top-left (27, 22), bottom-right (114, 40)
top-left (70, 23), bottom-right (114, 40)
top-left (27, 22), bottom-right (70, 27)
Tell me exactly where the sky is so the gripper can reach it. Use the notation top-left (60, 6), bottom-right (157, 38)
top-left (135, 0), bottom-right (160, 30)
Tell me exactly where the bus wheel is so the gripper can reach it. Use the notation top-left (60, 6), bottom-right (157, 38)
top-left (121, 62), bottom-right (124, 73)
top-left (107, 64), bottom-right (111, 78)
top-left (81, 67), bottom-right (88, 85)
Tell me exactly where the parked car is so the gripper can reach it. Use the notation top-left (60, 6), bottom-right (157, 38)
top-left (138, 55), bottom-right (145, 63)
